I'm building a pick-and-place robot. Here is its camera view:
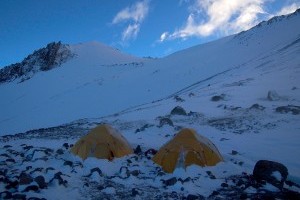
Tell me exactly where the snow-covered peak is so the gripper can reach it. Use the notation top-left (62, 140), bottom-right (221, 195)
top-left (70, 41), bottom-right (142, 66)
top-left (0, 42), bottom-right (74, 83)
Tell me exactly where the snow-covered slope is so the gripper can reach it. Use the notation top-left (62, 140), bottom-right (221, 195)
top-left (1, 10), bottom-right (300, 136)
top-left (0, 10), bottom-right (299, 136)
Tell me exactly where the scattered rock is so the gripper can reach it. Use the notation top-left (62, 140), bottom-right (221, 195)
top-left (56, 149), bottom-right (64, 155)
top-left (221, 183), bottom-right (229, 187)
top-left (249, 103), bottom-right (265, 110)
top-left (34, 176), bottom-right (47, 189)
top-left (28, 197), bottom-right (47, 200)
top-left (267, 90), bottom-right (281, 101)
top-left (0, 191), bottom-right (12, 199)
top-left (253, 160), bottom-right (288, 189)
top-left (163, 177), bottom-right (177, 186)
top-left (12, 194), bottom-right (26, 200)
top-left (23, 145), bottom-right (33, 151)
top-left (3, 145), bottom-right (12, 148)
top-left (178, 177), bottom-right (191, 184)
top-left (220, 138), bottom-right (229, 141)
top-left (275, 105), bottom-right (300, 115)
top-left (135, 124), bottom-right (152, 133)
top-left (170, 106), bottom-right (187, 116)
top-left (144, 149), bottom-right (157, 158)
top-left (231, 150), bottom-right (238, 155)
top-left (174, 95), bottom-right (184, 102)
top-left (50, 172), bottom-right (68, 186)
top-left (188, 92), bottom-right (195, 97)
top-left (206, 171), bottom-right (216, 179)
top-left (131, 188), bottom-right (139, 197)
top-left (46, 167), bottom-right (55, 173)
top-left (186, 194), bottom-right (204, 200)
top-left (30, 168), bottom-right (43, 174)
top-left (5, 180), bottom-right (19, 189)
top-left (134, 145), bottom-right (142, 155)
top-left (158, 117), bottom-right (174, 127)
top-left (23, 185), bottom-right (39, 192)
top-left (0, 153), bottom-right (10, 158)
top-left (130, 170), bottom-right (140, 177)
top-left (6, 158), bottom-right (16, 163)
top-left (63, 143), bottom-right (69, 149)
top-left (63, 160), bottom-right (73, 167)
top-left (211, 94), bottom-right (225, 102)
top-left (19, 172), bottom-right (33, 185)
top-left (86, 167), bottom-right (103, 177)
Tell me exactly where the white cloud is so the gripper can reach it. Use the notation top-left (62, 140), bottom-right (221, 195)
top-left (122, 23), bottom-right (140, 41)
top-left (112, 0), bottom-right (149, 41)
top-left (161, 0), bottom-right (266, 41)
top-left (159, 32), bottom-right (169, 42)
top-left (275, 3), bottom-right (300, 16)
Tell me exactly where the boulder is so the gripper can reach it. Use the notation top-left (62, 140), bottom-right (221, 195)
top-left (249, 103), bottom-right (265, 111)
top-left (85, 167), bottom-right (103, 177)
top-left (12, 194), bottom-right (26, 200)
top-left (158, 117), bottom-right (174, 127)
top-left (63, 160), bottom-right (73, 167)
top-left (211, 94), bottom-right (225, 102)
top-left (163, 177), bottom-right (177, 186)
top-left (34, 176), bottom-right (47, 189)
top-left (174, 95), bottom-right (184, 102)
top-left (56, 149), bottom-right (64, 155)
top-left (253, 160), bottom-right (288, 189)
top-left (19, 172), bottom-right (33, 185)
top-left (23, 185), bottom-right (39, 192)
top-left (63, 143), bottom-right (69, 149)
top-left (170, 106), bottom-right (187, 116)
top-left (276, 105), bottom-right (300, 115)
top-left (0, 191), bottom-right (12, 199)
top-left (267, 90), bottom-right (280, 101)
top-left (134, 145), bottom-right (142, 155)
top-left (131, 188), bottom-right (139, 197)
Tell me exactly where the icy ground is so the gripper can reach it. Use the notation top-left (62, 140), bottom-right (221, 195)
top-left (1, 35), bottom-right (300, 199)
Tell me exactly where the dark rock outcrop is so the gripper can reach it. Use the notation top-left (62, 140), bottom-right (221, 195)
top-left (0, 42), bottom-right (74, 83)
top-left (253, 160), bottom-right (288, 189)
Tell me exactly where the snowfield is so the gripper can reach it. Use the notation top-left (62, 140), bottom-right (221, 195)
top-left (0, 9), bottom-right (300, 199)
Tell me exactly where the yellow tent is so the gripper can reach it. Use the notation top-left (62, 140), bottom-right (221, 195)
top-left (71, 124), bottom-right (133, 160)
top-left (152, 128), bottom-right (223, 173)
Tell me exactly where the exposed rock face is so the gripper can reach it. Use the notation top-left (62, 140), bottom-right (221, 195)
top-left (0, 41), bottom-right (74, 83)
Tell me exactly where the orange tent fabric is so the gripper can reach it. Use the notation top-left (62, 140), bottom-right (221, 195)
top-left (71, 124), bottom-right (133, 160)
top-left (152, 128), bottom-right (223, 173)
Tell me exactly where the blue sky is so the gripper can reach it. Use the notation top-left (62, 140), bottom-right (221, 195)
top-left (0, 0), bottom-right (299, 67)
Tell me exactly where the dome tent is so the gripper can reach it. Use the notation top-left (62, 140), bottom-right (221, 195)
top-left (71, 124), bottom-right (133, 160)
top-left (152, 128), bottom-right (223, 173)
